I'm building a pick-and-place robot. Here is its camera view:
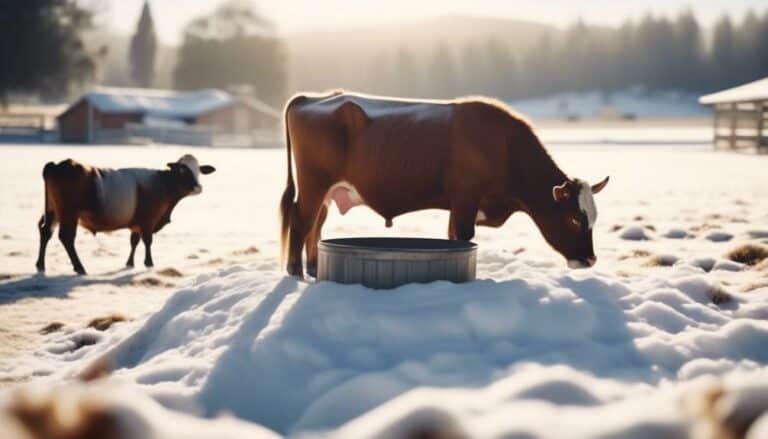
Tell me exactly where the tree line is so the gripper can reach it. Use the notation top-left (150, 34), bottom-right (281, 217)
top-left (367, 10), bottom-right (768, 100)
top-left (3, 2), bottom-right (768, 108)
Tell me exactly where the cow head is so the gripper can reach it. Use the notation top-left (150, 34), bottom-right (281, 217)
top-left (537, 176), bottom-right (609, 268)
top-left (166, 154), bottom-right (215, 196)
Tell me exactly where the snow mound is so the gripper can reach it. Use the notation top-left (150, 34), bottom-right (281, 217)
top-left (664, 228), bottom-right (692, 239)
top-left (619, 226), bottom-right (653, 241)
top-left (16, 260), bottom-right (764, 437)
top-left (706, 231), bottom-right (734, 242)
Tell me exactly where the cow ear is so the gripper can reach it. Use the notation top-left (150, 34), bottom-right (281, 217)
top-left (591, 176), bottom-right (609, 194)
top-left (167, 162), bottom-right (177, 170)
top-left (552, 182), bottom-right (570, 202)
top-left (200, 165), bottom-right (216, 175)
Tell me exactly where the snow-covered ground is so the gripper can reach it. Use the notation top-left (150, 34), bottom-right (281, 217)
top-left (1, 133), bottom-right (768, 437)
top-left (511, 88), bottom-right (709, 120)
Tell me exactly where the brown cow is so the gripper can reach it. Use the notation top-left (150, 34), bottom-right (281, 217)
top-left (36, 154), bottom-right (215, 275)
top-left (280, 91), bottom-right (609, 277)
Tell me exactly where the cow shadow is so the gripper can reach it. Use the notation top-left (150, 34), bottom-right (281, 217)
top-left (0, 269), bottom-right (147, 304)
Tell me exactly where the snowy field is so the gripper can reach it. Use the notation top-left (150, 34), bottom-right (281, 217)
top-left (1, 133), bottom-right (768, 437)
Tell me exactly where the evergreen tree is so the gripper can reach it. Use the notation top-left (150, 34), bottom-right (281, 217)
top-left (174, 1), bottom-right (286, 106)
top-left (129, 0), bottom-right (157, 88)
top-left (394, 46), bottom-right (420, 97)
top-left (0, 0), bottom-right (94, 105)
top-left (735, 10), bottom-right (761, 83)
top-left (673, 11), bottom-right (703, 91)
top-left (711, 15), bottom-right (737, 89)
top-left (429, 43), bottom-right (457, 98)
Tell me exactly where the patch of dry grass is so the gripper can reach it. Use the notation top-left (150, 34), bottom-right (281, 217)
top-left (725, 243), bottom-right (768, 266)
top-left (643, 254), bottom-right (679, 267)
top-left (87, 314), bottom-right (128, 331)
top-left (39, 322), bottom-right (65, 335)
top-left (618, 249), bottom-right (653, 261)
top-left (708, 284), bottom-right (733, 305)
top-left (156, 267), bottom-right (183, 278)
top-left (233, 246), bottom-right (260, 256)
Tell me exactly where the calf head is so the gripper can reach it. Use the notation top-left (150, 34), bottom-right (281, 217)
top-left (538, 176), bottom-right (609, 268)
top-left (166, 154), bottom-right (215, 196)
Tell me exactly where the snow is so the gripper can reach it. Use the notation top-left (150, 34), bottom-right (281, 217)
top-left (699, 77), bottom-right (768, 105)
top-left (3, 134), bottom-right (768, 437)
top-left (82, 87), bottom-right (235, 119)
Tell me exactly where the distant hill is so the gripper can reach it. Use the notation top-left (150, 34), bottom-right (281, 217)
top-left (285, 15), bottom-right (563, 93)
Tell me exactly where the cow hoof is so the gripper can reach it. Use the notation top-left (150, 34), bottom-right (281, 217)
top-left (144, 261), bottom-right (154, 268)
top-left (306, 264), bottom-right (318, 278)
top-left (35, 263), bottom-right (45, 273)
top-left (74, 267), bottom-right (87, 275)
top-left (286, 260), bottom-right (303, 278)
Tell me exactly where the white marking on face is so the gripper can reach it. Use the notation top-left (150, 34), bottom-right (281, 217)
top-left (576, 180), bottom-right (597, 229)
top-left (178, 154), bottom-right (203, 194)
top-left (476, 210), bottom-right (487, 223)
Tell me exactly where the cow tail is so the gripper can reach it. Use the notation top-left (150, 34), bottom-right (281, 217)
top-left (279, 110), bottom-right (296, 262)
top-left (43, 162), bottom-right (56, 216)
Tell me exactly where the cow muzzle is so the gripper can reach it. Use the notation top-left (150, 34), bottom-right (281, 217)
top-left (568, 256), bottom-right (596, 269)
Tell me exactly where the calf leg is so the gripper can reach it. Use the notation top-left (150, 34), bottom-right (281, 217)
top-left (35, 211), bottom-right (56, 273)
top-left (141, 231), bottom-right (154, 268)
top-left (58, 218), bottom-right (86, 275)
top-left (305, 204), bottom-right (328, 278)
top-left (126, 232), bottom-right (140, 267)
top-left (287, 190), bottom-right (325, 277)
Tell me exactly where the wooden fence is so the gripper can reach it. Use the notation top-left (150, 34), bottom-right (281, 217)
top-left (0, 113), bottom-right (46, 140)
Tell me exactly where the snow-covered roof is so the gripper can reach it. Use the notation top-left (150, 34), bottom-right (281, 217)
top-left (61, 87), bottom-right (280, 120)
top-left (699, 77), bottom-right (768, 105)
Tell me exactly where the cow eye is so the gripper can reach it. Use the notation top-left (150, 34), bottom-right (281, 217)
top-left (570, 217), bottom-right (581, 228)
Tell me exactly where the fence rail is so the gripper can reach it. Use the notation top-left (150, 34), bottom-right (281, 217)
top-left (0, 113), bottom-right (46, 139)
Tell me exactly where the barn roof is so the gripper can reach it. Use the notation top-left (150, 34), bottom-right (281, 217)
top-left (58, 87), bottom-right (280, 120)
top-left (699, 77), bottom-right (768, 105)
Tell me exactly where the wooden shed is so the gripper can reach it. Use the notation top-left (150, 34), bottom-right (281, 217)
top-left (699, 77), bottom-right (768, 152)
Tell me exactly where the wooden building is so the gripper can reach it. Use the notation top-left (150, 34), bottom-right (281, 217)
top-left (57, 87), bottom-right (281, 147)
top-left (699, 77), bottom-right (768, 152)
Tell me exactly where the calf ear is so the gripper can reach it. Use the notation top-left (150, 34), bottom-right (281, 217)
top-left (591, 176), bottom-right (610, 194)
top-left (552, 182), bottom-right (570, 202)
top-left (200, 165), bottom-right (216, 175)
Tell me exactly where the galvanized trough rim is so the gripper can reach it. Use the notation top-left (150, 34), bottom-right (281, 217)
top-left (319, 237), bottom-right (477, 254)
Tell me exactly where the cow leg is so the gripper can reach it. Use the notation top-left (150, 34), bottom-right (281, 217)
top-left (450, 198), bottom-right (480, 241)
top-left (447, 213), bottom-right (457, 240)
top-left (305, 204), bottom-right (328, 278)
top-left (287, 191), bottom-right (325, 277)
top-left (58, 217), bottom-right (86, 275)
top-left (126, 231), bottom-right (140, 268)
top-left (141, 231), bottom-right (154, 268)
top-left (35, 211), bottom-right (57, 273)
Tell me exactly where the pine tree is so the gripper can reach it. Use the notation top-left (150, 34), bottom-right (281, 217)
top-left (0, 0), bottom-right (94, 105)
top-left (429, 43), bottom-right (457, 98)
top-left (129, 0), bottom-right (157, 88)
top-left (174, 1), bottom-right (286, 106)
top-left (711, 15), bottom-right (737, 89)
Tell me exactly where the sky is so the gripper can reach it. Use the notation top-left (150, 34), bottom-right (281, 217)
top-left (100, 0), bottom-right (768, 45)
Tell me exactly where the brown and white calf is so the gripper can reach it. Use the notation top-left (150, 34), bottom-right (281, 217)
top-left (280, 91), bottom-right (609, 277)
top-left (35, 154), bottom-right (215, 275)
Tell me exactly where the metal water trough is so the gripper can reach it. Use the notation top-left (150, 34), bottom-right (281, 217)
top-left (317, 237), bottom-right (477, 289)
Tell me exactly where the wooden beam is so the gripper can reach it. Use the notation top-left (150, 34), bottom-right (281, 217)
top-left (758, 100), bottom-right (766, 152)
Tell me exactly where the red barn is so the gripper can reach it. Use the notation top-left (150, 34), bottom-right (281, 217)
top-left (57, 87), bottom-right (281, 147)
